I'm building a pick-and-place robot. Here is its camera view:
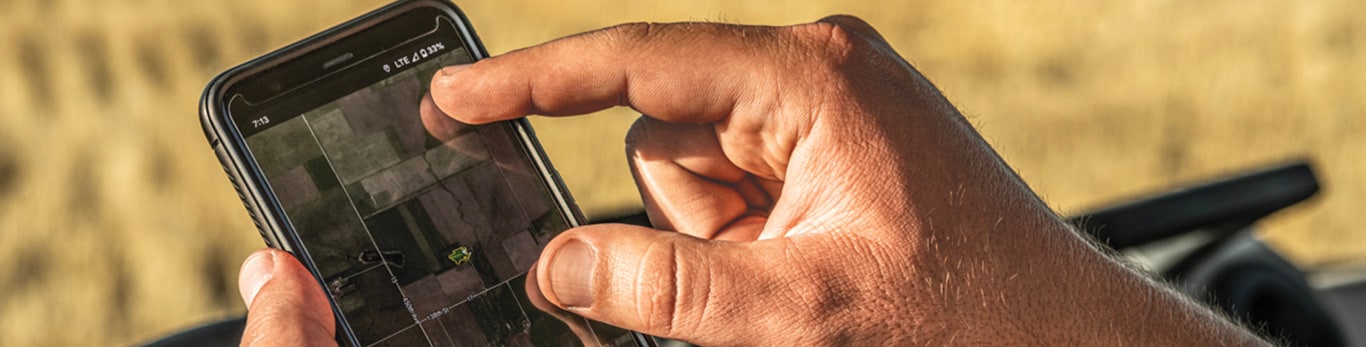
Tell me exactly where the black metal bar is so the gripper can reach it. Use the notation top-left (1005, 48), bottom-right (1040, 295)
top-left (1069, 161), bottom-right (1319, 249)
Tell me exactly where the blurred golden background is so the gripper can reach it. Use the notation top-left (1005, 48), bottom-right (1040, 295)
top-left (0, 0), bottom-right (1362, 344)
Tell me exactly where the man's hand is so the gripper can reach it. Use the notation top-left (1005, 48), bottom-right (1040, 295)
top-left (238, 248), bottom-right (336, 347)
top-left (238, 16), bottom-right (1266, 346)
top-left (425, 16), bottom-right (1265, 345)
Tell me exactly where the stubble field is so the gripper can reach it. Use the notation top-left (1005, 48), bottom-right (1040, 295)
top-left (0, 0), bottom-right (1363, 344)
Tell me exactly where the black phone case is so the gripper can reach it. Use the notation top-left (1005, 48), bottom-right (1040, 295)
top-left (197, 1), bottom-right (630, 345)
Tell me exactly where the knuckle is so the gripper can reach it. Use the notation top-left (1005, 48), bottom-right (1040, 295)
top-left (623, 117), bottom-right (650, 154)
top-left (636, 239), bottom-right (682, 335)
top-left (779, 241), bottom-right (858, 340)
top-left (795, 271), bottom-right (848, 324)
top-left (597, 22), bottom-right (658, 49)
top-left (792, 20), bottom-right (870, 67)
top-left (623, 118), bottom-right (698, 164)
top-left (623, 118), bottom-right (659, 164)
top-left (819, 14), bottom-right (877, 37)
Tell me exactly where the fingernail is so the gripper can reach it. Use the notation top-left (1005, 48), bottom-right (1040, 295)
top-left (549, 240), bottom-right (596, 308)
top-left (239, 251), bottom-right (276, 308)
top-left (435, 64), bottom-right (469, 80)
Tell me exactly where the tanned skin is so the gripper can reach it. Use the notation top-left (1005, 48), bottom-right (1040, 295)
top-left (238, 16), bottom-right (1267, 346)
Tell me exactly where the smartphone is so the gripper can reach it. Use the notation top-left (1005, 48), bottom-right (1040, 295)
top-left (199, 1), bottom-right (652, 346)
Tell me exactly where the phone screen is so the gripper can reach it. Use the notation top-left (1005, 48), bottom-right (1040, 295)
top-left (224, 11), bottom-right (642, 347)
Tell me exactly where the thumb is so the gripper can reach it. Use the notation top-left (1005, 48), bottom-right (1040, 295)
top-left (238, 248), bottom-right (337, 347)
top-left (535, 224), bottom-right (809, 345)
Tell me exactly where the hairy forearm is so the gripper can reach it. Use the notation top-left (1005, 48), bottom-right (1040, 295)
top-left (1038, 223), bottom-right (1270, 346)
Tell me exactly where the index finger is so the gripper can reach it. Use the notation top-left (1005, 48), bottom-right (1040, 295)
top-left (429, 22), bottom-right (785, 124)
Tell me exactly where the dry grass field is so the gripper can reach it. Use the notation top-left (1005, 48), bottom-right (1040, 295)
top-left (0, 0), bottom-right (1363, 345)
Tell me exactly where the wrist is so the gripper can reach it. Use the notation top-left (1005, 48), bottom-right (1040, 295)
top-left (1005, 221), bottom-right (1268, 345)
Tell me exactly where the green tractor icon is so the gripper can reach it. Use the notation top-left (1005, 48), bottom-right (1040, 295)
top-left (447, 246), bottom-right (473, 266)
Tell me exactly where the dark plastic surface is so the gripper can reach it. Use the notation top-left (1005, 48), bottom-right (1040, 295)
top-left (1176, 230), bottom-right (1345, 346)
top-left (1069, 161), bottom-right (1319, 249)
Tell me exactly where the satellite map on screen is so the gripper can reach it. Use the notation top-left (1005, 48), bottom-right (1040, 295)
top-left (244, 51), bottom-right (637, 346)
